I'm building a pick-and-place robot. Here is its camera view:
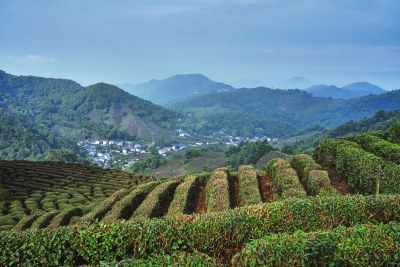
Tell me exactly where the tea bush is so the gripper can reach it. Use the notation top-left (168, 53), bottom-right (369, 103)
top-left (232, 222), bottom-right (400, 266)
top-left (2, 195), bottom-right (400, 265)
top-left (267, 159), bottom-right (306, 200)
top-left (238, 165), bottom-right (262, 205)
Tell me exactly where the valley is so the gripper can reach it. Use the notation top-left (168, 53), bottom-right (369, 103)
top-left (1, 70), bottom-right (400, 265)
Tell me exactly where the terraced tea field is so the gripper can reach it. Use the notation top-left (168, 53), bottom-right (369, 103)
top-left (1, 123), bottom-right (400, 265)
top-left (0, 160), bottom-right (154, 230)
top-left (1, 157), bottom-right (352, 231)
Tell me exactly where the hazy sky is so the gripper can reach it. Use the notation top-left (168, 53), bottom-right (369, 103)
top-left (1, 0), bottom-right (399, 89)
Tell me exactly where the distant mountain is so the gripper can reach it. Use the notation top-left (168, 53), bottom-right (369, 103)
top-left (0, 70), bottom-right (179, 143)
top-left (281, 109), bottom-right (400, 155)
top-left (118, 74), bottom-right (235, 105)
top-left (169, 86), bottom-right (400, 137)
top-left (278, 77), bottom-right (312, 89)
top-left (305, 82), bottom-right (386, 99)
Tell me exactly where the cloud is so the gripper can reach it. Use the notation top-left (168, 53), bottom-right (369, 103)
top-left (17, 55), bottom-right (55, 63)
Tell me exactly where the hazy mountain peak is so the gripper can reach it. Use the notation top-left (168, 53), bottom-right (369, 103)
top-left (118, 73), bottom-right (235, 105)
top-left (342, 82), bottom-right (386, 94)
top-left (305, 81), bottom-right (386, 99)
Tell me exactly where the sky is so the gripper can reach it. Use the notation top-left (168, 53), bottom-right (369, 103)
top-left (1, 0), bottom-right (399, 90)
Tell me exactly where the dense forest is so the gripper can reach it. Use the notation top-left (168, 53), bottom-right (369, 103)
top-left (225, 140), bottom-right (276, 170)
top-left (0, 109), bottom-right (87, 161)
top-left (0, 70), bottom-right (179, 141)
top-left (281, 109), bottom-right (400, 155)
top-left (169, 86), bottom-right (400, 137)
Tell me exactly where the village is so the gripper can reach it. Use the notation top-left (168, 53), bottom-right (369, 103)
top-left (77, 130), bottom-right (277, 170)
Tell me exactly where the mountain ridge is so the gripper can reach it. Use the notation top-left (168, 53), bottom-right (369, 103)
top-left (305, 82), bottom-right (386, 99)
top-left (118, 73), bottom-right (235, 105)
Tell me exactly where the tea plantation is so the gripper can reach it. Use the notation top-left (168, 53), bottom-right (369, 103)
top-left (0, 122), bottom-right (399, 265)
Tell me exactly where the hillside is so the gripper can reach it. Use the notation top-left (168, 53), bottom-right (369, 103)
top-left (281, 109), bottom-right (400, 155)
top-left (1, 121), bottom-right (400, 264)
top-left (169, 86), bottom-right (400, 137)
top-left (0, 108), bottom-right (88, 161)
top-left (118, 74), bottom-right (235, 105)
top-left (306, 82), bottom-right (386, 99)
top-left (0, 70), bottom-right (179, 142)
top-left (0, 160), bottom-right (155, 230)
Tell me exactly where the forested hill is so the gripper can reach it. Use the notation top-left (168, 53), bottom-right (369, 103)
top-left (281, 109), bottom-right (400, 155)
top-left (0, 109), bottom-right (88, 161)
top-left (169, 86), bottom-right (400, 137)
top-left (0, 70), bottom-right (179, 141)
top-left (118, 74), bottom-right (235, 105)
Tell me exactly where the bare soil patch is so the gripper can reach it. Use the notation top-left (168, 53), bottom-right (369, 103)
top-left (321, 165), bottom-right (356, 195)
top-left (257, 174), bottom-right (274, 203)
top-left (189, 185), bottom-right (207, 214)
top-left (228, 179), bottom-right (241, 208)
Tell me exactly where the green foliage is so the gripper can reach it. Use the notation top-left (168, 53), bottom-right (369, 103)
top-left (232, 222), bottom-right (400, 266)
top-left (0, 110), bottom-right (87, 161)
top-left (126, 155), bottom-right (167, 173)
top-left (205, 168), bottom-right (231, 212)
top-left (226, 140), bottom-right (275, 171)
top-left (168, 174), bottom-right (209, 216)
top-left (238, 165), bottom-right (262, 205)
top-left (389, 122), bottom-right (400, 144)
top-left (290, 154), bottom-right (338, 196)
top-left (0, 71), bottom-right (179, 144)
top-left (132, 181), bottom-right (180, 220)
top-left (266, 159), bottom-right (306, 200)
top-left (314, 139), bottom-right (400, 194)
top-left (346, 133), bottom-right (400, 164)
top-left (0, 187), bottom-right (10, 201)
top-left (185, 148), bottom-right (203, 159)
top-left (171, 85), bottom-right (400, 137)
top-left (283, 109), bottom-right (400, 155)
top-left (0, 160), bottom-right (155, 230)
top-left (3, 195), bottom-right (400, 265)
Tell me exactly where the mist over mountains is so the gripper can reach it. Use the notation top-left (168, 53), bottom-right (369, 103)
top-left (306, 82), bottom-right (386, 99)
top-left (118, 74), bottom-right (234, 105)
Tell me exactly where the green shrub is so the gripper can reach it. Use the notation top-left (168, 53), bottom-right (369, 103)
top-left (101, 182), bottom-right (160, 223)
top-left (238, 165), bottom-right (262, 206)
top-left (132, 180), bottom-right (180, 220)
top-left (346, 134), bottom-right (400, 164)
top-left (232, 222), bottom-right (400, 266)
top-left (78, 189), bottom-right (128, 224)
top-left (167, 175), bottom-right (209, 216)
top-left (267, 159), bottom-right (306, 200)
top-left (290, 154), bottom-right (339, 196)
top-left (3, 195), bottom-right (400, 265)
top-left (103, 251), bottom-right (221, 266)
top-left (314, 139), bottom-right (400, 194)
top-left (205, 168), bottom-right (231, 212)
top-left (389, 122), bottom-right (400, 144)
top-left (313, 139), bottom-right (359, 168)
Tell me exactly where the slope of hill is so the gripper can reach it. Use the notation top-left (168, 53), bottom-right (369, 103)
top-left (0, 108), bottom-right (87, 161)
top-left (169, 86), bottom-right (400, 137)
top-left (118, 74), bottom-right (235, 105)
top-left (2, 132), bottom-right (400, 265)
top-left (0, 70), bottom-right (179, 142)
top-left (305, 82), bottom-right (386, 99)
top-left (0, 160), bottom-right (155, 230)
top-left (280, 110), bottom-right (400, 155)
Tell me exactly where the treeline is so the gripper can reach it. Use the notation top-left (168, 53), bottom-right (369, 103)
top-left (126, 156), bottom-right (167, 173)
top-left (0, 71), bottom-right (179, 141)
top-left (282, 109), bottom-right (400, 155)
top-left (170, 85), bottom-right (400, 137)
top-left (0, 110), bottom-right (87, 161)
top-left (225, 140), bottom-right (276, 170)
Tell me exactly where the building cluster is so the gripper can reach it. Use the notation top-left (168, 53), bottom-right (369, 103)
top-left (77, 140), bottom-right (147, 169)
